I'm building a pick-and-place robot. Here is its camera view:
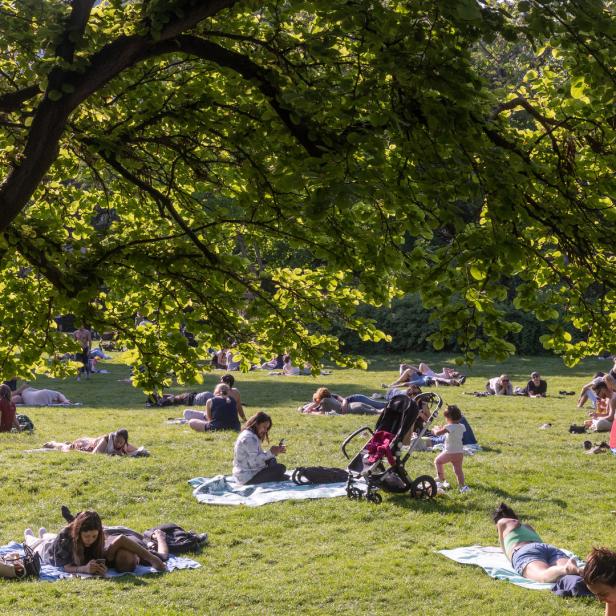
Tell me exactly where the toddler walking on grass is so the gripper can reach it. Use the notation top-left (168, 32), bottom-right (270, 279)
top-left (433, 405), bottom-right (470, 493)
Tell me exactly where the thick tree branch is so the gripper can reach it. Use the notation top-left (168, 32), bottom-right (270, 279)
top-left (95, 149), bottom-right (220, 265)
top-left (175, 35), bottom-right (332, 158)
top-left (0, 85), bottom-right (41, 112)
top-left (0, 1), bottom-right (236, 232)
top-left (54, 0), bottom-right (97, 64)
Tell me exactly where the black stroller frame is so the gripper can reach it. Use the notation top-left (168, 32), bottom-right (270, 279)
top-left (341, 392), bottom-right (443, 504)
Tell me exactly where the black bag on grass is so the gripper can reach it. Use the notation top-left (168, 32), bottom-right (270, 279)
top-left (291, 467), bottom-right (348, 485)
top-left (17, 414), bottom-right (34, 432)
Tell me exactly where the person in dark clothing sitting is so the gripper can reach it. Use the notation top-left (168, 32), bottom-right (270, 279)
top-left (186, 383), bottom-right (241, 432)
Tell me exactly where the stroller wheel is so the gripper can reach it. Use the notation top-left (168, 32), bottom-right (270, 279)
top-left (366, 492), bottom-right (382, 505)
top-left (410, 475), bottom-right (437, 500)
top-left (347, 487), bottom-right (363, 500)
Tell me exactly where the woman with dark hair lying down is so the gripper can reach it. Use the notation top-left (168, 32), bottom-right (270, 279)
top-left (43, 429), bottom-right (140, 455)
top-left (493, 503), bottom-right (579, 583)
top-left (24, 510), bottom-right (165, 575)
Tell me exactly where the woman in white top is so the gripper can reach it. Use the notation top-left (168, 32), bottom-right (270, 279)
top-left (233, 412), bottom-right (287, 485)
top-left (13, 386), bottom-right (70, 405)
top-left (486, 375), bottom-right (513, 396)
top-left (432, 405), bottom-right (470, 493)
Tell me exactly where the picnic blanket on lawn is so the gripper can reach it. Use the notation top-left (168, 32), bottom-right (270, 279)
top-left (189, 474), bottom-right (355, 507)
top-left (0, 542), bottom-right (199, 581)
top-left (438, 545), bottom-right (581, 591)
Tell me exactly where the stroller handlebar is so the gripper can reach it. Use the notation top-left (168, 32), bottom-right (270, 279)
top-left (341, 425), bottom-right (373, 459)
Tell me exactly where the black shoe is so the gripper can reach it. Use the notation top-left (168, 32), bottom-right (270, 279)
top-left (569, 424), bottom-right (586, 434)
top-left (61, 505), bottom-right (75, 523)
top-left (583, 440), bottom-right (593, 450)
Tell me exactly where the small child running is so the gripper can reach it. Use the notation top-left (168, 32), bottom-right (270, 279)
top-left (433, 405), bottom-right (470, 493)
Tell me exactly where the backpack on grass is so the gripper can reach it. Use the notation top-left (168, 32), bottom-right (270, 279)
top-left (291, 467), bottom-right (349, 485)
top-left (17, 414), bottom-right (34, 432)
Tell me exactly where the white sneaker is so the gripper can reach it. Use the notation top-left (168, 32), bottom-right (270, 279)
top-left (459, 485), bottom-right (471, 493)
top-left (436, 481), bottom-right (450, 490)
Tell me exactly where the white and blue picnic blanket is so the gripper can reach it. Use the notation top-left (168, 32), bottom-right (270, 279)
top-left (438, 545), bottom-right (581, 590)
top-left (0, 542), bottom-right (200, 581)
top-left (189, 474), bottom-right (353, 507)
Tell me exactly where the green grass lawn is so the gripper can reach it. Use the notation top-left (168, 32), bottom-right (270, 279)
top-left (0, 352), bottom-right (613, 615)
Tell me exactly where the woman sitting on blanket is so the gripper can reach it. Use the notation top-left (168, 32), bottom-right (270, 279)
top-left (43, 429), bottom-right (140, 455)
top-left (493, 503), bottom-right (579, 582)
top-left (233, 411), bottom-right (287, 485)
top-left (24, 510), bottom-right (165, 575)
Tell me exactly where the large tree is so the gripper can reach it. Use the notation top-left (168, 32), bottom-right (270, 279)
top-left (0, 0), bottom-right (614, 388)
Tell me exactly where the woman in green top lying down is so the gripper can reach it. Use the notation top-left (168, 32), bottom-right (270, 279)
top-left (493, 503), bottom-right (580, 583)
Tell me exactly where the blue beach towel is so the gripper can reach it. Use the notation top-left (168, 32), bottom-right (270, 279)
top-left (438, 545), bottom-right (582, 591)
top-left (0, 542), bottom-right (200, 581)
top-left (189, 474), bottom-right (354, 507)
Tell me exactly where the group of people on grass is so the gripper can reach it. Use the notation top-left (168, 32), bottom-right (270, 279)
top-left (484, 372), bottom-right (547, 397)
top-left (3, 357), bottom-right (616, 614)
top-left (576, 372), bottom-right (616, 433)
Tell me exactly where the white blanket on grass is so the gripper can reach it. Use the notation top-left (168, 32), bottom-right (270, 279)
top-left (438, 545), bottom-right (580, 590)
top-left (189, 474), bottom-right (355, 507)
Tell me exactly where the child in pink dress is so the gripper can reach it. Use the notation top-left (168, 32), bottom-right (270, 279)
top-left (433, 405), bottom-right (470, 493)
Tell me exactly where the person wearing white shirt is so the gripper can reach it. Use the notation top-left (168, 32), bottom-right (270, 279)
top-left (233, 412), bottom-right (287, 484)
top-left (432, 405), bottom-right (470, 493)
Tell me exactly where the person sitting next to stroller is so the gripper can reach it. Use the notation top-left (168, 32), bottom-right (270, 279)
top-left (493, 503), bottom-right (580, 582)
top-left (583, 380), bottom-right (615, 433)
top-left (185, 383), bottom-right (241, 432)
top-left (486, 375), bottom-right (513, 396)
top-left (521, 372), bottom-right (547, 397)
top-left (233, 412), bottom-right (287, 484)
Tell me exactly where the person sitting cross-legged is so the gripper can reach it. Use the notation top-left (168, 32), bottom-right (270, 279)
top-left (185, 383), bottom-right (241, 432)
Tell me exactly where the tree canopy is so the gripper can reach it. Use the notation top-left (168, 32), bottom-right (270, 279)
top-left (0, 0), bottom-right (614, 388)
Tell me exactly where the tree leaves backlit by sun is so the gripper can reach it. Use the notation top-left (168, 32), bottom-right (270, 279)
top-left (0, 0), bottom-right (614, 388)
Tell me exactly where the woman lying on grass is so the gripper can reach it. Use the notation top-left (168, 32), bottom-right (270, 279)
top-left (24, 511), bottom-right (165, 575)
top-left (43, 429), bottom-right (141, 455)
top-left (493, 503), bottom-right (580, 582)
top-left (299, 387), bottom-right (385, 415)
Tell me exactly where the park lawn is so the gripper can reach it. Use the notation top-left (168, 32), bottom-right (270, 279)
top-left (0, 352), bottom-right (612, 615)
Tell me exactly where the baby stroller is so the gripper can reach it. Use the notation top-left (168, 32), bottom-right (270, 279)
top-left (341, 392), bottom-right (442, 504)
